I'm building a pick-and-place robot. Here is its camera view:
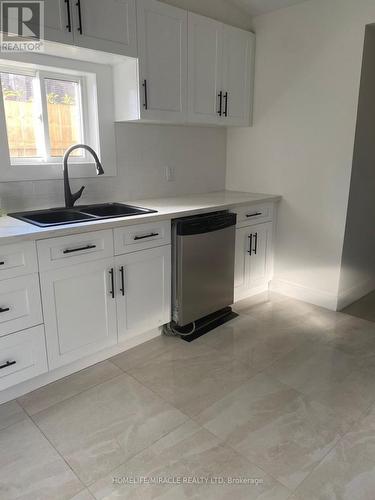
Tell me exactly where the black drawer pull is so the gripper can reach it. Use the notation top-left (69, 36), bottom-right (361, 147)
top-left (0, 261), bottom-right (4, 265)
top-left (63, 244), bottom-right (96, 254)
top-left (143, 80), bottom-right (148, 109)
top-left (65, 0), bottom-right (71, 32)
top-left (109, 268), bottom-right (115, 299)
top-left (0, 307), bottom-right (10, 313)
top-left (246, 212), bottom-right (262, 218)
top-left (120, 266), bottom-right (125, 296)
top-left (134, 232), bottom-right (159, 241)
top-left (0, 360), bottom-right (16, 370)
top-left (248, 234), bottom-right (253, 256)
top-left (76, 0), bottom-right (83, 34)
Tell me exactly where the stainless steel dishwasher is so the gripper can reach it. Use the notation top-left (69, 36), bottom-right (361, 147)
top-left (169, 211), bottom-right (237, 341)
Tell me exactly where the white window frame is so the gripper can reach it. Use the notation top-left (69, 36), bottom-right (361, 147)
top-left (0, 54), bottom-right (116, 181)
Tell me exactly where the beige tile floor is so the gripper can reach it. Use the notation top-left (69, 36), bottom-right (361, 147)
top-left (1, 292), bottom-right (375, 499)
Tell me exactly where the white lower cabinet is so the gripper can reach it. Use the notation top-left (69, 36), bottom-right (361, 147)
top-left (0, 325), bottom-right (48, 392)
top-left (0, 274), bottom-right (43, 337)
top-left (234, 222), bottom-right (273, 301)
top-left (40, 258), bottom-right (118, 369)
top-left (115, 246), bottom-right (171, 341)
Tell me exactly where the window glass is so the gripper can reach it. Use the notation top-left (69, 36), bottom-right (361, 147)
top-left (44, 78), bottom-right (83, 158)
top-left (0, 72), bottom-right (42, 159)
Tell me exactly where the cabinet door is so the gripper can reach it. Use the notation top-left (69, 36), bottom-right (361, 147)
top-left (137, 0), bottom-right (187, 121)
top-left (234, 226), bottom-right (252, 300)
top-left (40, 258), bottom-right (117, 369)
top-left (187, 13), bottom-right (223, 125)
top-left (72, 0), bottom-right (137, 56)
top-left (221, 25), bottom-right (255, 126)
top-left (248, 222), bottom-right (273, 287)
top-left (116, 246), bottom-right (171, 341)
top-left (43, 0), bottom-right (74, 44)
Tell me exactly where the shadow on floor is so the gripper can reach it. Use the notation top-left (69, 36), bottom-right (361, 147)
top-left (343, 290), bottom-right (375, 323)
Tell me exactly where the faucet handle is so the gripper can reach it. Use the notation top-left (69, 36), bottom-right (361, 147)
top-left (72, 186), bottom-right (85, 205)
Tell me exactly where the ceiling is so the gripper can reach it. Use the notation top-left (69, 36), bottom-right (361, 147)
top-left (228, 0), bottom-right (308, 16)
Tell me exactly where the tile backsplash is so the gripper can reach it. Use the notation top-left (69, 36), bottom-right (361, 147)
top-left (0, 123), bottom-right (227, 212)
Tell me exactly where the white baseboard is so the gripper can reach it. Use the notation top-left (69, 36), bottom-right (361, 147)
top-left (337, 278), bottom-right (375, 311)
top-left (270, 279), bottom-right (338, 311)
top-left (0, 327), bottom-right (161, 405)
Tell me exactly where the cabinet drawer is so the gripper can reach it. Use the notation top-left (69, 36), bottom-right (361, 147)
top-left (0, 274), bottom-right (43, 337)
top-left (235, 203), bottom-right (273, 227)
top-left (114, 221), bottom-right (171, 255)
top-left (37, 229), bottom-right (114, 271)
top-left (0, 325), bottom-right (48, 392)
top-left (0, 241), bottom-right (38, 280)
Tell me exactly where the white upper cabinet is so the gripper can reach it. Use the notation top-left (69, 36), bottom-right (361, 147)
top-left (42, 0), bottom-right (137, 56)
top-left (43, 0), bottom-right (74, 44)
top-left (187, 13), bottom-right (222, 125)
top-left (136, 0), bottom-right (187, 122)
top-left (187, 13), bottom-right (255, 126)
top-left (222, 25), bottom-right (255, 126)
top-left (72, 0), bottom-right (137, 56)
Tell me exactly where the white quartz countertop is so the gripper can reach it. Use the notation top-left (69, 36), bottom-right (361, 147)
top-left (0, 191), bottom-right (281, 244)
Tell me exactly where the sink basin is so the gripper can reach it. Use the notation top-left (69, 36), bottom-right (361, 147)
top-left (79, 203), bottom-right (156, 218)
top-left (9, 203), bottom-right (157, 227)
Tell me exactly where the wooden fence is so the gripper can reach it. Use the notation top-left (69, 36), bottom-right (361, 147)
top-left (3, 100), bottom-right (79, 158)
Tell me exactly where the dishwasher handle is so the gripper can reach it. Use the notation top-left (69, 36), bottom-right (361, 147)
top-left (175, 212), bottom-right (236, 236)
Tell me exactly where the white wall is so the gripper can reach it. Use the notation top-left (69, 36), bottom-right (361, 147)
top-left (338, 25), bottom-right (375, 308)
top-left (0, 123), bottom-right (226, 211)
top-left (161, 0), bottom-right (252, 30)
top-left (226, 0), bottom-right (375, 309)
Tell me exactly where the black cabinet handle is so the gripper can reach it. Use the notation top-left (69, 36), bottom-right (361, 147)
top-left (224, 92), bottom-right (228, 117)
top-left (143, 80), bottom-right (148, 109)
top-left (76, 0), bottom-right (83, 34)
top-left (218, 91), bottom-right (223, 116)
top-left (63, 244), bottom-right (96, 254)
top-left (120, 266), bottom-right (125, 296)
top-left (109, 268), bottom-right (115, 299)
top-left (0, 360), bottom-right (16, 370)
top-left (65, 0), bottom-right (72, 32)
top-left (0, 307), bottom-right (10, 313)
top-left (254, 232), bottom-right (258, 255)
top-left (248, 234), bottom-right (253, 256)
top-left (134, 232), bottom-right (159, 241)
top-left (246, 212), bottom-right (262, 218)
top-left (0, 261), bottom-right (4, 265)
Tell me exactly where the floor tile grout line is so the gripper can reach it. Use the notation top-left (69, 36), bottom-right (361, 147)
top-left (85, 416), bottom-right (193, 491)
top-left (285, 398), bottom-right (375, 497)
top-left (17, 370), bottom-right (127, 419)
top-left (24, 412), bottom-right (88, 493)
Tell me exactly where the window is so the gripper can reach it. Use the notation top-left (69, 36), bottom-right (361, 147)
top-left (0, 66), bottom-right (91, 165)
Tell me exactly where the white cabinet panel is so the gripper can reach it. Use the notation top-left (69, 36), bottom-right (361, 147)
top-left (116, 246), bottom-right (171, 341)
top-left (0, 241), bottom-right (37, 280)
top-left (0, 325), bottom-right (48, 392)
top-left (222, 25), bottom-right (255, 126)
top-left (41, 258), bottom-right (117, 369)
top-left (73, 0), bottom-right (137, 56)
top-left (37, 229), bottom-right (114, 271)
top-left (137, 0), bottom-right (187, 121)
top-left (187, 13), bottom-right (222, 124)
top-left (234, 222), bottom-right (273, 301)
top-left (114, 221), bottom-right (171, 255)
top-left (38, 0), bottom-right (74, 45)
top-left (0, 274), bottom-right (43, 337)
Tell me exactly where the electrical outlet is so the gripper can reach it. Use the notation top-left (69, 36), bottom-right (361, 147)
top-left (165, 166), bottom-right (175, 182)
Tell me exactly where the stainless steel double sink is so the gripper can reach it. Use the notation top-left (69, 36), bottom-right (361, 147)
top-left (9, 203), bottom-right (157, 227)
